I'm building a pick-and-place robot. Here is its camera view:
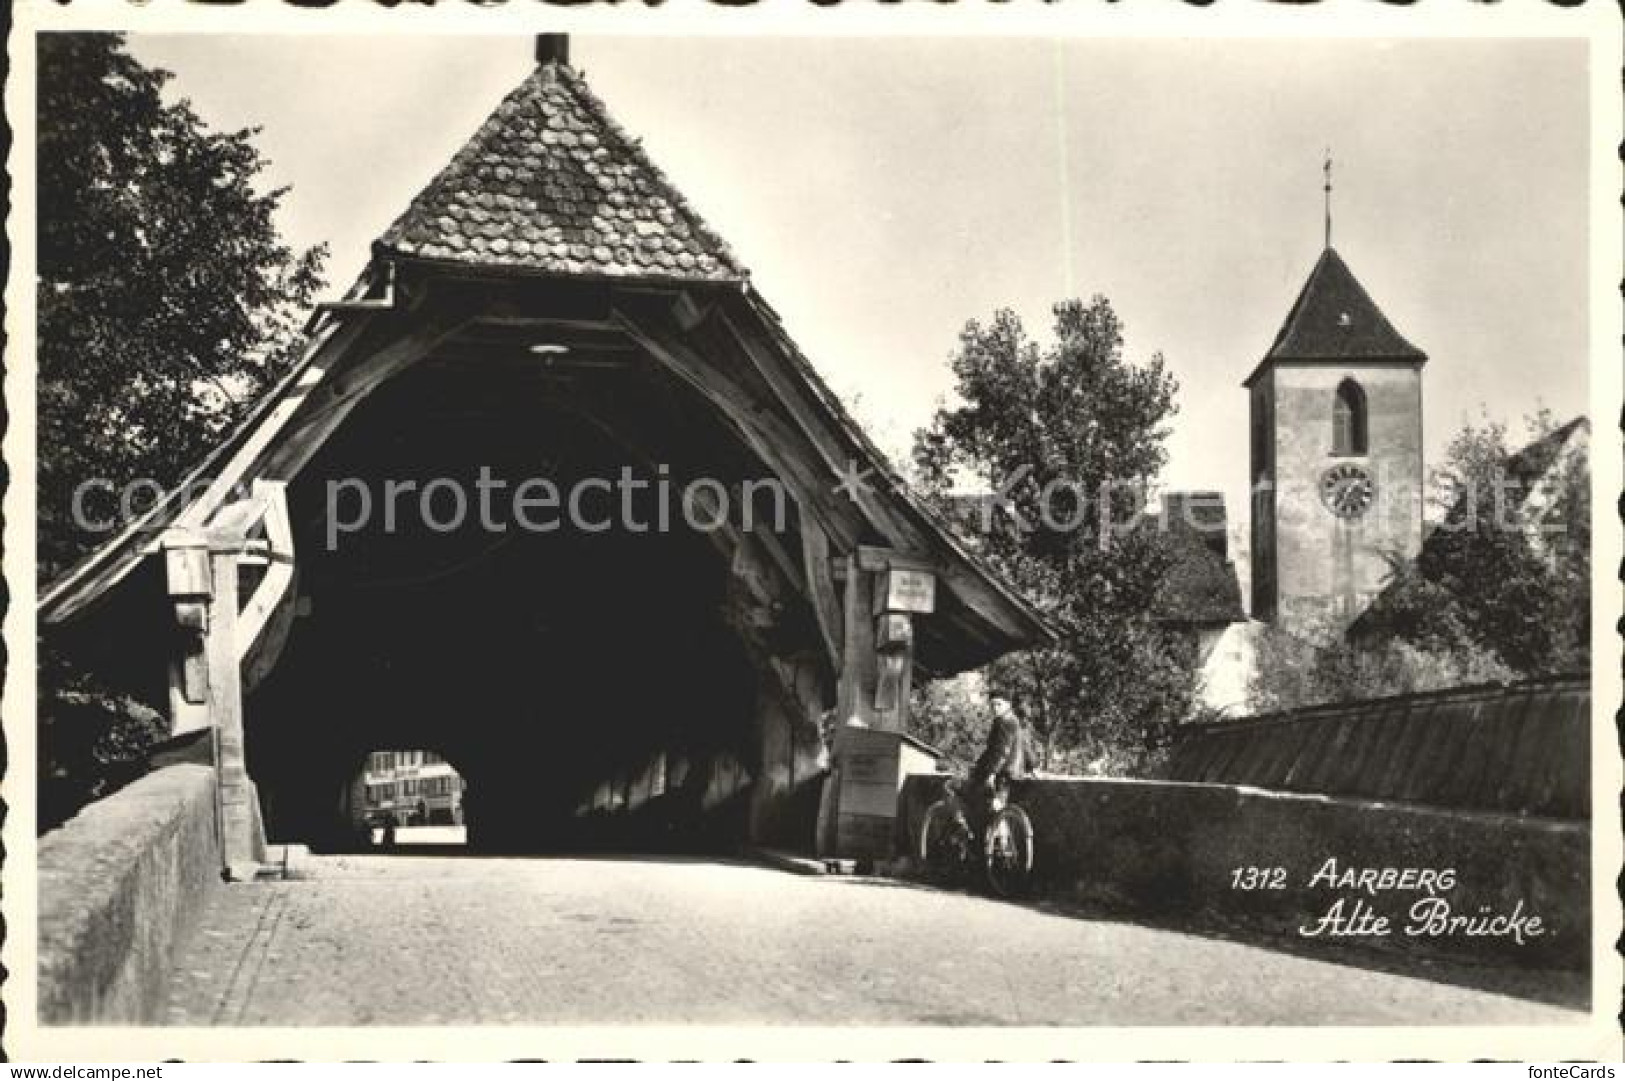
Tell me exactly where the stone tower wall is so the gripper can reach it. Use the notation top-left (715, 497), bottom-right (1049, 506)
top-left (1261, 361), bottom-right (1424, 631)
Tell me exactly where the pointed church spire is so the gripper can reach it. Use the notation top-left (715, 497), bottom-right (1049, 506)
top-left (1323, 148), bottom-right (1333, 249)
top-left (1260, 248), bottom-right (1426, 364)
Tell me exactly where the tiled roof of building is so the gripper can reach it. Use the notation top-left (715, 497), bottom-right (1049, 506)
top-left (1503, 416), bottom-right (1590, 497)
top-left (1263, 247), bottom-right (1426, 363)
top-left (377, 59), bottom-right (744, 282)
top-left (1425, 415), bottom-right (1590, 538)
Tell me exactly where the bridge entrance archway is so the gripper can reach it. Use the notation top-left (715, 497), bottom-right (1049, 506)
top-left (247, 341), bottom-right (796, 853)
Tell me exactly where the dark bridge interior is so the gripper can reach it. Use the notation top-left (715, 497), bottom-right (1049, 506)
top-left (244, 324), bottom-right (824, 853)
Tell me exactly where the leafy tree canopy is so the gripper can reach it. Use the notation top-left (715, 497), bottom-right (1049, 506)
top-left (1361, 409), bottom-right (1590, 678)
top-left (1246, 616), bottom-right (1516, 716)
top-left (38, 32), bottom-right (327, 582)
top-left (36, 33), bottom-right (328, 830)
top-left (910, 298), bottom-right (1188, 773)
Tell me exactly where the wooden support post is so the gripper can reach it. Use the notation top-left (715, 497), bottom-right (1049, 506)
top-left (871, 613), bottom-right (915, 731)
top-left (835, 554), bottom-right (878, 729)
top-left (824, 550), bottom-right (939, 859)
top-left (870, 562), bottom-right (934, 732)
top-left (206, 549), bottom-right (267, 879)
top-left (167, 486), bottom-right (294, 877)
top-left (833, 552), bottom-right (936, 734)
top-left (163, 530), bottom-right (213, 736)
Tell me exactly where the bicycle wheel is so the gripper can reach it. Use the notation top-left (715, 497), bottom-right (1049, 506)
top-left (983, 804), bottom-right (1035, 898)
top-left (918, 800), bottom-right (974, 882)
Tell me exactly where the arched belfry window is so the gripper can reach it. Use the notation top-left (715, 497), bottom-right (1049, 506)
top-left (1332, 378), bottom-right (1368, 456)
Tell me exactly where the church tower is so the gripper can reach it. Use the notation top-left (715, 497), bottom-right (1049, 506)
top-left (1245, 244), bottom-right (1426, 630)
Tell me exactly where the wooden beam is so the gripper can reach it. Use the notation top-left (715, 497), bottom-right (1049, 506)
top-left (206, 550), bottom-right (263, 878)
top-left (170, 313), bottom-right (378, 533)
top-left (455, 321), bottom-right (631, 342)
top-left (714, 308), bottom-right (925, 552)
top-left (835, 554), bottom-right (879, 727)
top-left (162, 529), bottom-right (213, 735)
top-left (717, 303), bottom-right (1048, 656)
top-left (235, 481), bottom-right (296, 664)
top-left (257, 306), bottom-right (474, 482)
top-left (471, 314), bottom-right (620, 333)
top-left (326, 307), bottom-right (476, 401)
top-left (240, 567), bottom-right (299, 697)
top-left (855, 545), bottom-right (938, 575)
top-left (720, 299), bottom-right (1055, 655)
top-left (932, 562), bottom-right (1037, 643)
top-left (40, 313), bottom-right (376, 623)
top-left (611, 306), bottom-right (862, 551)
top-left (800, 514), bottom-right (844, 674)
top-left (203, 484), bottom-right (278, 546)
top-left (749, 521), bottom-right (805, 604)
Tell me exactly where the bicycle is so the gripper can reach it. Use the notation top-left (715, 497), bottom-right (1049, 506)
top-left (916, 777), bottom-right (1035, 898)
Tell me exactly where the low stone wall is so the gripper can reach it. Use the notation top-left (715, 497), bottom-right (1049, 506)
top-left (1164, 676), bottom-right (1590, 818)
top-left (37, 764), bottom-right (222, 1023)
top-left (898, 774), bottom-right (1588, 971)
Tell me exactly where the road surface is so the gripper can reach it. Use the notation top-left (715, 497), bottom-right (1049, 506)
top-left (162, 853), bottom-right (1585, 1026)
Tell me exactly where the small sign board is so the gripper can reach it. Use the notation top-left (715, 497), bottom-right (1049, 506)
top-left (880, 568), bottom-right (936, 614)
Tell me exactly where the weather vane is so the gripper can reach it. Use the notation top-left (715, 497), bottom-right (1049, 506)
top-left (1324, 148), bottom-right (1334, 249)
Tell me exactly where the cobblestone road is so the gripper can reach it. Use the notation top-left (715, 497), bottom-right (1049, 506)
top-left (162, 854), bottom-right (1585, 1026)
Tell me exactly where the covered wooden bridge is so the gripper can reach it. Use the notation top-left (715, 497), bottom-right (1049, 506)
top-left (39, 37), bottom-right (1050, 874)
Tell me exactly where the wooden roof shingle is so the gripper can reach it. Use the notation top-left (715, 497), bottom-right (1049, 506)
top-left (377, 59), bottom-right (743, 282)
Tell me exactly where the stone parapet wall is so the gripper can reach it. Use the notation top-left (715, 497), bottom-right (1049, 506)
top-left (898, 774), bottom-right (1588, 971)
top-left (37, 764), bottom-right (222, 1023)
top-left (1165, 676), bottom-right (1590, 818)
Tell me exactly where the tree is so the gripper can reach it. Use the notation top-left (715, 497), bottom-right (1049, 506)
top-left (37, 33), bottom-right (326, 583)
top-left (1357, 410), bottom-right (1590, 678)
top-left (910, 298), bottom-right (1186, 775)
top-left (1247, 613), bottom-right (1514, 714)
top-left (1249, 410), bottom-right (1589, 713)
top-left (36, 34), bottom-right (327, 830)
top-left (909, 674), bottom-right (994, 770)
top-left (37, 644), bottom-right (170, 834)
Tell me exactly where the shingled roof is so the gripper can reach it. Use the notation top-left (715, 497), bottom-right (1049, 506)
top-left (41, 42), bottom-right (1056, 666)
top-left (377, 58), bottom-right (743, 282)
top-left (1502, 415), bottom-right (1590, 499)
top-left (1248, 248), bottom-right (1426, 382)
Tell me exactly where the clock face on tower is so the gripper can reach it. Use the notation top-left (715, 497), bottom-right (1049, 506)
top-left (1320, 463), bottom-right (1375, 519)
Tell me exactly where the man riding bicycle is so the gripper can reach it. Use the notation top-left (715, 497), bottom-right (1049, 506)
top-left (920, 695), bottom-right (1036, 895)
top-left (963, 696), bottom-right (1029, 821)
top-left (935, 696), bottom-right (1029, 838)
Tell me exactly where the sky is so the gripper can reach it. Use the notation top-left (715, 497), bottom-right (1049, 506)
top-left (123, 34), bottom-right (1592, 552)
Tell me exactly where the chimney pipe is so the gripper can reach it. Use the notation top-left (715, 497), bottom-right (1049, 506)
top-left (536, 34), bottom-right (570, 67)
